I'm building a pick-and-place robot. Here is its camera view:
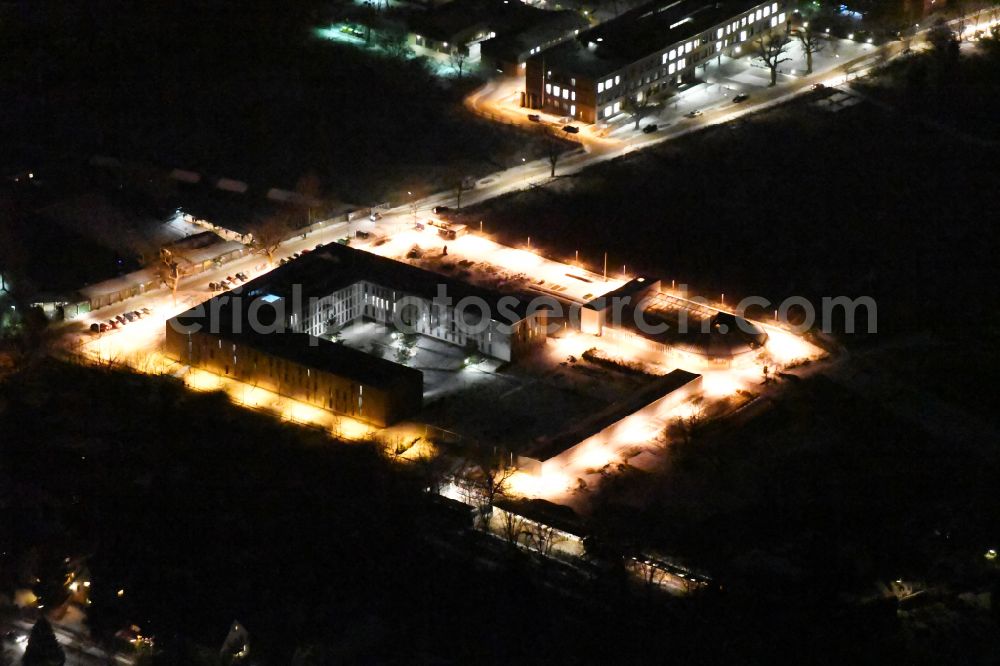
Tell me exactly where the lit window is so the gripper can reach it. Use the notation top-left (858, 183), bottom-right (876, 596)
top-left (597, 81), bottom-right (604, 93)
top-left (740, 30), bottom-right (747, 41)
top-left (614, 75), bottom-right (620, 85)
top-left (613, 101), bottom-right (621, 113)
top-left (546, 83), bottom-right (552, 94)
top-left (571, 77), bottom-right (576, 85)
top-left (686, 42), bottom-right (693, 53)
top-left (670, 48), bottom-right (676, 59)
top-left (662, 53), bottom-right (668, 64)
top-left (716, 40), bottom-right (722, 51)
top-left (605, 78), bottom-right (613, 88)
top-left (778, 11), bottom-right (785, 22)
top-left (553, 85), bottom-right (561, 96)
top-left (741, 16), bottom-right (747, 26)
top-left (668, 63), bottom-right (676, 74)
top-left (562, 89), bottom-right (568, 99)
top-left (604, 105), bottom-right (612, 117)
top-left (756, 9), bottom-right (762, 20)
top-left (571, 91), bottom-right (576, 100)
top-left (570, 104), bottom-right (576, 115)
top-left (764, 6), bottom-right (770, 17)
top-left (678, 57), bottom-right (685, 68)
top-left (771, 2), bottom-right (778, 12)
top-left (717, 28), bottom-right (723, 38)
top-left (770, 16), bottom-right (777, 27)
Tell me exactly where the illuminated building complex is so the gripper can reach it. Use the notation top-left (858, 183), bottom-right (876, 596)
top-left (525, 0), bottom-right (788, 123)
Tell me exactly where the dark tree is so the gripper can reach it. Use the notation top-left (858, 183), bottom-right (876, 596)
top-left (795, 25), bottom-right (824, 74)
top-left (754, 33), bottom-right (793, 86)
top-left (22, 618), bottom-right (65, 666)
top-left (248, 214), bottom-right (295, 266)
top-left (623, 89), bottom-right (655, 130)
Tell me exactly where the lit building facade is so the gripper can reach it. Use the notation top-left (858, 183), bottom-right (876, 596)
top-left (525, 0), bottom-right (788, 123)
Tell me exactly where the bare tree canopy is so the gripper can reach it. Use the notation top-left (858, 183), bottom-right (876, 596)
top-left (754, 33), bottom-right (793, 86)
top-left (623, 89), bottom-right (655, 130)
top-left (795, 25), bottom-right (824, 74)
top-left (248, 214), bottom-right (296, 265)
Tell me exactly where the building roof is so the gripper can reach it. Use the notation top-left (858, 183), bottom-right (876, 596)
top-left (527, 368), bottom-right (700, 461)
top-left (482, 10), bottom-right (589, 60)
top-left (533, 0), bottom-right (763, 78)
top-left (170, 296), bottom-right (423, 392)
top-left (251, 242), bottom-right (540, 323)
top-left (410, 0), bottom-right (553, 44)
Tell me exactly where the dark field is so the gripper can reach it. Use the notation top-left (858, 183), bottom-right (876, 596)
top-left (0, 1), bottom-right (552, 203)
top-left (466, 95), bottom-right (999, 341)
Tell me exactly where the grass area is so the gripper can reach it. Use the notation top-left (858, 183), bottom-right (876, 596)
top-left (857, 32), bottom-right (1000, 141)
top-left (6, 360), bottom-right (967, 664)
top-left (0, 2), bottom-right (553, 203)
top-left (464, 93), bottom-right (999, 343)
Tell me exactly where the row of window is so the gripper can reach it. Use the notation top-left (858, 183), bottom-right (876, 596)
top-left (545, 83), bottom-right (577, 101)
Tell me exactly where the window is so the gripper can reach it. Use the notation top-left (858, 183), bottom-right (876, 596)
top-left (613, 101), bottom-right (621, 113)
top-left (717, 28), bottom-right (723, 38)
top-left (778, 11), bottom-right (786, 22)
top-left (571, 77), bottom-right (576, 86)
top-left (546, 83), bottom-right (552, 94)
top-left (764, 6), bottom-right (770, 17)
top-left (670, 48), bottom-right (676, 60)
top-left (604, 104), bottom-right (612, 117)
top-left (605, 78), bottom-right (613, 89)
top-left (771, 2), bottom-right (778, 12)
top-left (570, 104), bottom-right (576, 115)
top-left (553, 84), bottom-right (561, 96)
top-left (678, 57), bottom-right (685, 68)
top-left (614, 75), bottom-right (620, 85)
top-left (562, 89), bottom-right (568, 99)
top-left (741, 16), bottom-right (747, 26)
top-left (668, 63), bottom-right (676, 74)
top-left (597, 81), bottom-right (604, 93)
top-left (686, 42), bottom-right (693, 53)
top-left (571, 91), bottom-right (576, 100)
top-left (756, 9), bottom-right (762, 20)
top-left (740, 30), bottom-right (747, 41)
top-left (716, 40), bottom-right (722, 51)
top-left (662, 53), bottom-right (668, 64)
top-left (770, 16), bottom-right (777, 27)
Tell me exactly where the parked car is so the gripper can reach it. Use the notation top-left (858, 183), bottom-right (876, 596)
top-left (642, 123), bottom-right (658, 134)
top-left (733, 93), bottom-right (749, 103)
top-left (356, 230), bottom-right (371, 239)
top-left (369, 211), bottom-right (382, 221)
top-left (140, 307), bottom-right (152, 316)
top-left (562, 125), bottom-right (580, 134)
top-left (99, 322), bottom-right (110, 333)
top-left (115, 314), bottom-right (128, 325)
top-left (130, 310), bottom-right (143, 320)
top-left (314, 243), bottom-right (325, 249)
top-left (685, 109), bottom-right (703, 118)
top-left (90, 323), bottom-right (101, 333)
top-left (527, 114), bottom-right (541, 122)
top-left (108, 319), bottom-right (120, 330)
top-left (432, 206), bottom-right (451, 214)
top-left (810, 82), bottom-right (826, 91)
